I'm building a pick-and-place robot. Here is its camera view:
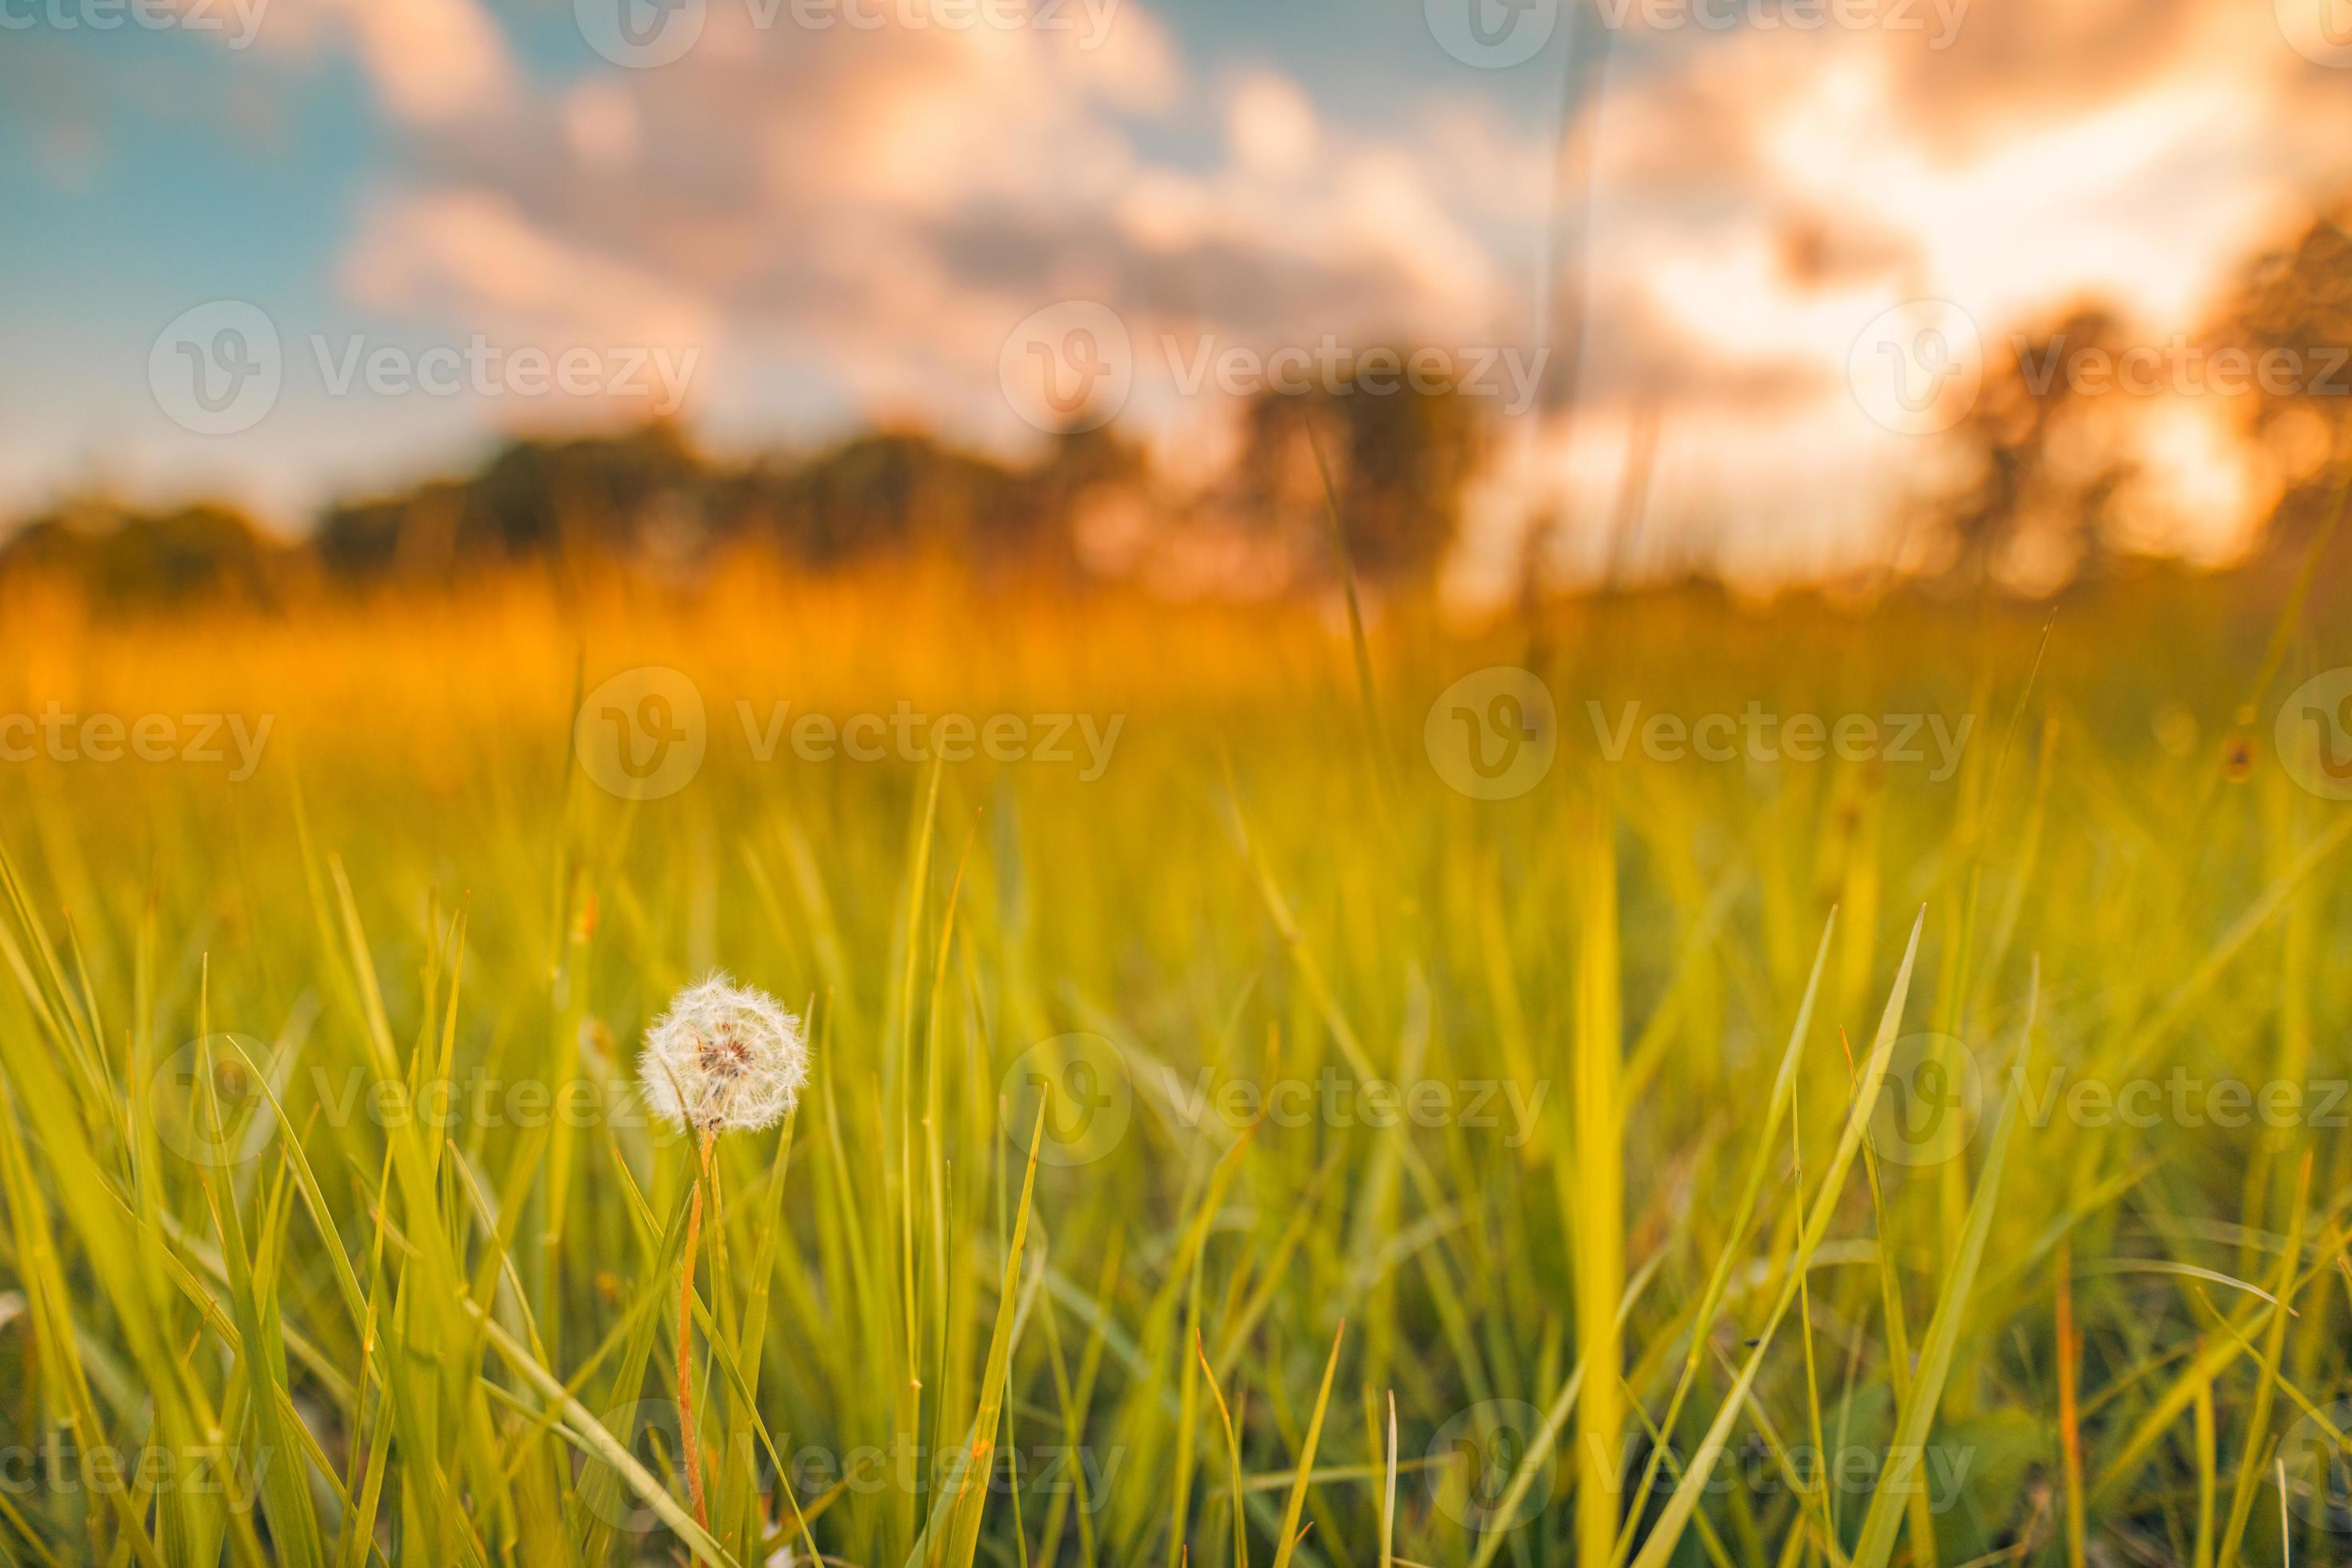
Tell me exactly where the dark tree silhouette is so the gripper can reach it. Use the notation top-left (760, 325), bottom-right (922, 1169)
top-left (1238, 351), bottom-right (1482, 583)
top-left (0, 500), bottom-right (292, 603)
top-left (1933, 306), bottom-right (2140, 586)
top-left (2208, 207), bottom-right (2352, 550)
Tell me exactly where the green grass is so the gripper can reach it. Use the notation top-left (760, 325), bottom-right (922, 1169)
top-left (0, 567), bottom-right (2349, 1566)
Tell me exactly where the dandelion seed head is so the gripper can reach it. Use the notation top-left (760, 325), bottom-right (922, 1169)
top-left (638, 972), bottom-right (808, 1134)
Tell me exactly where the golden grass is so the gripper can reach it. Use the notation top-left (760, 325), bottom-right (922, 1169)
top-left (0, 564), bottom-right (2346, 1566)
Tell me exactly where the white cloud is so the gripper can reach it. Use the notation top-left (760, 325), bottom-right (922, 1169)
top-left (342, 186), bottom-right (718, 351)
top-left (106, 0), bottom-right (2352, 571)
top-left (253, 0), bottom-right (514, 122)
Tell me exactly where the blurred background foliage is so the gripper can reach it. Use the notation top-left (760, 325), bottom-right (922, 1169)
top-left (13, 206), bottom-right (2352, 611)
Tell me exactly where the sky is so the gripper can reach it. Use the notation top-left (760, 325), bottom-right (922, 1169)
top-left (6, 0), bottom-right (2352, 589)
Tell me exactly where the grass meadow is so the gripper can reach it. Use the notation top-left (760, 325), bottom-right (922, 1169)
top-left (0, 562), bottom-right (2348, 1567)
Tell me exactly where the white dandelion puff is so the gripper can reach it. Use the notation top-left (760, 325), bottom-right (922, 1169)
top-left (638, 970), bottom-right (807, 1530)
top-left (638, 972), bottom-right (809, 1134)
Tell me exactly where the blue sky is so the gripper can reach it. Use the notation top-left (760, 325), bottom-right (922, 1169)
top-left (2, 0), bottom-right (1568, 510)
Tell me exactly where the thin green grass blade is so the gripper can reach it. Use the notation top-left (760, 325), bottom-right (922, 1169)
top-left (938, 1100), bottom-right (1047, 1568)
top-left (1270, 1321), bottom-right (1345, 1568)
top-left (1629, 908), bottom-right (1926, 1568)
top-left (1847, 960), bottom-right (2039, 1568)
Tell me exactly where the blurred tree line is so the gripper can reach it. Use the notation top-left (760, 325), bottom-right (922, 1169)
top-left (1933, 206), bottom-right (2352, 587)
top-left (0, 354), bottom-right (1484, 607)
top-left (13, 193), bottom-right (2352, 610)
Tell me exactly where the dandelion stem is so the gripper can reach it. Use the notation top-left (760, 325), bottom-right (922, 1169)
top-left (678, 1124), bottom-right (717, 1530)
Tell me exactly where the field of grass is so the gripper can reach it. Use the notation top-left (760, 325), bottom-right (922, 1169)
top-left (0, 562), bottom-right (2349, 1567)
